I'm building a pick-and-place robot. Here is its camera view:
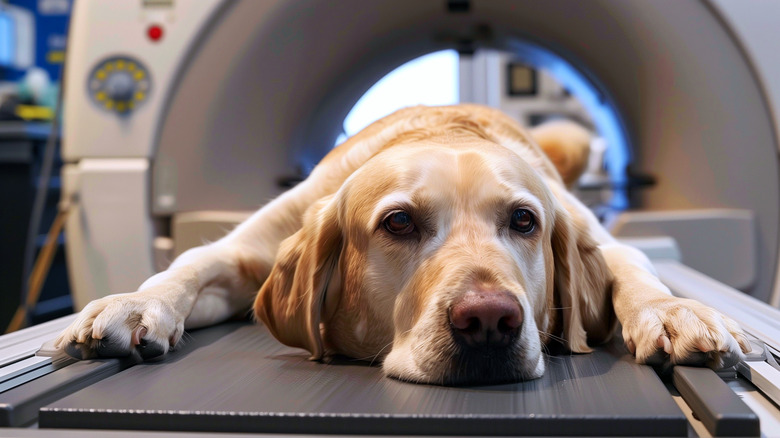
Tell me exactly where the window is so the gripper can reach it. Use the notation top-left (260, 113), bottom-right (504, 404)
top-left (337, 50), bottom-right (459, 144)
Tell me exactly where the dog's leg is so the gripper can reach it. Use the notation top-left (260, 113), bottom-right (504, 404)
top-left (55, 244), bottom-right (259, 359)
top-left (604, 244), bottom-right (749, 369)
top-left (55, 179), bottom-right (322, 359)
top-left (601, 242), bottom-right (750, 369)
top-left (54, 115), bottom-right (391, 360)
top-left (558, 190), bottom-right (750, 369)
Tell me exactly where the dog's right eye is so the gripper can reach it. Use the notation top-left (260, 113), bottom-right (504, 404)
top-left (510, 208), bottom-right (536, 234)
top-left (383, 211), bottom-right (416, 235)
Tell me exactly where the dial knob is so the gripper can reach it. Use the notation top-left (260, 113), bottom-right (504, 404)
top-left (88, 56), bottom-right (151, 115)
top-left (104, 71), bottom-right (136, 102)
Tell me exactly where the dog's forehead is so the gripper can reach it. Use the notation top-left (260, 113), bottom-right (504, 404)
top-left (342, 140), bottom-right (551, 220)
top-left (388, 141), bottom-right (538, 186)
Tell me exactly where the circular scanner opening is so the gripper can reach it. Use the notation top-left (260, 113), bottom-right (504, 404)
top-left (335, 43), bottom-right (631, 217)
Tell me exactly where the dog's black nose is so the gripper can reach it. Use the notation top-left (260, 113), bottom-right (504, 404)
top-left (449, 291), bottom-right (523, 348)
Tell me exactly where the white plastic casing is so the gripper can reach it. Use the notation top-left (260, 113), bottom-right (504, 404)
top-left (708, 0), bottom-right (780, 306)
top-left (62, 0), bottom-right (224, 307)
top-left (63, 0), bottom-right (223, 160)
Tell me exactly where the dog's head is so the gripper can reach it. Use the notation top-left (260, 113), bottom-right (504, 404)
top-left (255, 134), bottom-right (612, 385)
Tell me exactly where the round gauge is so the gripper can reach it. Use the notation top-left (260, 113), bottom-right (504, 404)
top-left (87, 56), bottom-right (152, 115)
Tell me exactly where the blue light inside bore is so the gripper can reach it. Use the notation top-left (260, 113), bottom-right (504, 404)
top-left (507, 40), bottom-right (631, 210)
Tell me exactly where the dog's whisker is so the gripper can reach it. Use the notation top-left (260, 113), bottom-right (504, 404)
top-left (176, 331), bottom-right (194, 347)
top-left (537, 329), bottom-right (566, 344)
top-left (357, 328), bottom-right (414, 366)
top-left (545, 335), bottom-right (568, 344)
top-left (367, 341), bottom-right (395, 366)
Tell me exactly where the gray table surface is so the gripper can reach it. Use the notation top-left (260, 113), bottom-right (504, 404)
top-left (39, 321), bottom-right (687, 436)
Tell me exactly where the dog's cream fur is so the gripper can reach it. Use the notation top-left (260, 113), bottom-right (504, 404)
top-left (56, 104), bottom-right (749, 384)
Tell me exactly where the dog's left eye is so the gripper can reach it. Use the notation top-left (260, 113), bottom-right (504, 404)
top-left (383, 211), bottom-right (416, 235)
top-left (510, 209), bottom-right (535, 234)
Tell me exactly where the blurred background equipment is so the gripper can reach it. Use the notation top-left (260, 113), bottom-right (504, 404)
top-left (0, 0), bottom-right (70, 333)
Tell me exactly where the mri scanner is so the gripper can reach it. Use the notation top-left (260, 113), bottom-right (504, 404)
top-left (3, 0), bottom-right (780, 435)
top-left (58, 0), bottom-right (780, 309)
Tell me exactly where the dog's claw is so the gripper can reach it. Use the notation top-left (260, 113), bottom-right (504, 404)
top-left (95, 335), bottom-right (133, 357)
top-left (138, 338), bottom-right (166, 359)
top-left (658, 335), bottom-right (672, 354)
top-left (132, 326), bottom-right (148, 346)
top-left (736, 334), bottom-right (752, 354)
top-left (716, 350), bottom-right (742, 369)
top-left (626, 339), bottom-right (636, 354)
top-left (65, 341), bottom-right (94, 360)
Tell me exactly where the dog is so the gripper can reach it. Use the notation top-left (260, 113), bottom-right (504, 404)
top-left (56, 104), bottom-right (750, 385)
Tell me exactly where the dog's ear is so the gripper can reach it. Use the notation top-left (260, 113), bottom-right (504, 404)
top-left (254, 195), bottom-right (342, 360)
top-left (550, 196), bottom-right (614, 353)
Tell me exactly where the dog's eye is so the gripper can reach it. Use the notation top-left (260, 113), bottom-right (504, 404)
top-left (510, 209), bottom-right (535, 234)
top-left (383, 211), bottom-right (415, 235)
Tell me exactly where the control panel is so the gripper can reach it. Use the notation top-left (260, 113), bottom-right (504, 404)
top-left (87, 56), bottom-right (151, 115)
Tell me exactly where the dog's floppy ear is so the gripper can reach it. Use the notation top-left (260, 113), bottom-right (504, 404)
top-left (254, 195), bottom-right (342, 360)
top-left (550, 196), bottom-right (614, 353)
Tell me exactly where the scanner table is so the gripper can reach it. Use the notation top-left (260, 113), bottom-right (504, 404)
top-left (34, 321), bottom-right (687, 436)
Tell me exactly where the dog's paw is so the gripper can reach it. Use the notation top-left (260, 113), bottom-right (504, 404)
top-left (54, 290), bottom-right (185, 360)
top-left (622, 297), bottom-right (751, 370)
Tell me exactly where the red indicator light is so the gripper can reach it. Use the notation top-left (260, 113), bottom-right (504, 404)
top-left (147, 25), bottom-right (164, 42)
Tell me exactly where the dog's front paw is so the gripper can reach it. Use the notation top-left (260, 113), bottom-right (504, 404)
top-left (622, 297), bottom-right (751, 370)
top-left (55, 290), bottom-right (184, 360)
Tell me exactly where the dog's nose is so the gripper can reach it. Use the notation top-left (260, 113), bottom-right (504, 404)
top-left (449, 291), bottom-right (523, 348)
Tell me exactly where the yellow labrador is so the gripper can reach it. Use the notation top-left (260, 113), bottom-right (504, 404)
top-left (57, 104), bottom-right (749, 384)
